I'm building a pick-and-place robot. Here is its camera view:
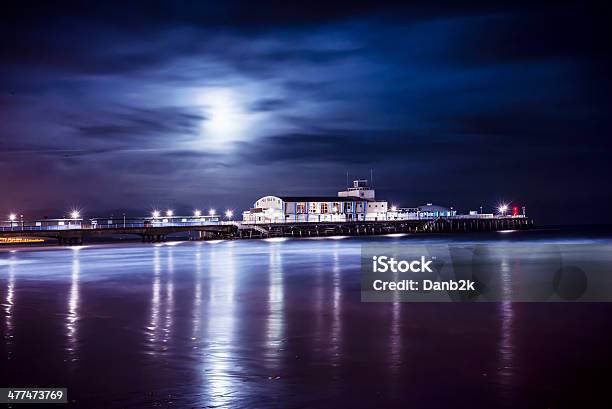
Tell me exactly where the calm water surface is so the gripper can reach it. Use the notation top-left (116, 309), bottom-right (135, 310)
top-left (1, 231), bottom-right (612, 408)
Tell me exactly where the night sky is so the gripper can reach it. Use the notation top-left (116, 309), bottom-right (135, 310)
top-left (1, 1), bottom-right (610, 224)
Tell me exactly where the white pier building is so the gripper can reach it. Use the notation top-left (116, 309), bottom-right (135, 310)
top-left (242, 179), bottom-right (388, 224)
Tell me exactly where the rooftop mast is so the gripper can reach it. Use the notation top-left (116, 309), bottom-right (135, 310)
top-left (370, 168), bottom-right (374, 188)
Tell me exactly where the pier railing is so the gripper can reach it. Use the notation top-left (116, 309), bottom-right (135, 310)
top-left (0, 220), bottom-right (222, 232)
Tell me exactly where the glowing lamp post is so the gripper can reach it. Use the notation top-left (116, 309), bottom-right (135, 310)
top-left (69, 210), bottom-right (81, 228)
top-left (194, 210), bottom-right (202, 217)
top-left (225, 210), bottom-right (233, 220)
top-left (498, 204), bottom-right (508, 216)
top-left (209, 209), bottom-right (216, 216)
top-left (152, 210), bottom-right (160, 219)
top-left (9, 213), bottom-right (16, 228)
top-left (166, 210), bottom-right (173, 217)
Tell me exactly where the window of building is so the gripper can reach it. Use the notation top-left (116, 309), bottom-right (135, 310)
top-left (321, 203), bottom-right (329, 213)
top-left (296, 203), bottom-right (306, 213)
top-left (309, 202), bottom-right (318, 213)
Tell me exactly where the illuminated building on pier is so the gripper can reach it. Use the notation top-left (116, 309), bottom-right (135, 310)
top-left (242, 179), bottom-right (389, 224)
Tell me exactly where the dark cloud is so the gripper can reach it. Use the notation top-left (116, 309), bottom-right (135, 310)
top-left (74, 106), bottom-right (206, 141)
top-left (249, 98), bottom-right (289, 112)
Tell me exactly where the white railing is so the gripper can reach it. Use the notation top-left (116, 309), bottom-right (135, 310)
top-left (0, 225), bottom-right (83, 232)
top-left (0, 220), bottom-right (222, 232)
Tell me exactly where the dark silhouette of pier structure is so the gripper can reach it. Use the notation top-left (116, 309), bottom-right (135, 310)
top-left (0, 216), bottom-right (533, 245)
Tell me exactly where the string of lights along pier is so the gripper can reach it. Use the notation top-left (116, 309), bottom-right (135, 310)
top-left (0, 179), bottom-right (532, 244)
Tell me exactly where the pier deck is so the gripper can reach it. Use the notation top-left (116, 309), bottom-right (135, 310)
top-left (0, 217), bottom-right (533, 245)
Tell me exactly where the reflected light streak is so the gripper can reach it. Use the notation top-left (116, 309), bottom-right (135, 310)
top-left (264, 237), bottom-right (289, 243)
top-left (4, 255), bottom-right (16, 359)
top-left (162, 247), bottom-right (175, 349)
top-left (192, 248), bottom-right (203, 341)
top-left (389, 302), bottom-right (402, 374)
top-left (330, 244), bottom-right (343, 366)
top-left (265, 244), bottom-right (284, 370)
top-left (146, 247), bottom-right (162, 351)
top-left (498, 256), bottom-right (515, 396)
top-left (204, 243), bottom-right (238, 407)
top-left (390, 265), bottom-right (402, 373)
top-left (66, 249), bottom-right (81, 362)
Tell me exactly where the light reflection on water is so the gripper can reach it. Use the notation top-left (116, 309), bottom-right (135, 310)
top-left (191, 246), bottom-right (203, 341)
top-left (330, 243), bottom-right (342, 367)
top-left (205, 242), bottom-right (238, 407)
top-left (66, 248), bottom-right (80, 362)
top-left (146, 246), bottom-right (162, 349)
top-left (498, 256), bottom-right (515, 401)
top-left (390, 296), bottom-right (402, 374)
top-left (1, 235), bottom-right (612, 408)
top-left (162, 247), bottom-right (174, 349)
top-left (4, 255), bottom-right (15, 360)
top-left (265, 243), bottom-right (284, 371)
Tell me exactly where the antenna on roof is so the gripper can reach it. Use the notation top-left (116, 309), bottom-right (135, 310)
top-left (370, 168), bottom-right (374, 188)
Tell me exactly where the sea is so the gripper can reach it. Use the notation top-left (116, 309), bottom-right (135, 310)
top-left (1, 226), bottom-right (611, 408)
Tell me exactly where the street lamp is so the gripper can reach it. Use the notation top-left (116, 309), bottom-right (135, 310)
top-left (209, 209), bottom-right (216, 216)
top-left (152, 210), bottom-right (160, 218)
top-left (70, 210), bottom-right (80, 219)
top-left (166, 210), bottom-right (173, 217)
top-left (498, 204), bottom-right (508, 216)
top-left (390, 206), bottom-right (397, 212)
top-left (225, 210), bottom-right (233, 220)
top-left (9, 213), bottom-right (16, 221)
top-left (194, 210), bottom-right (202, 217)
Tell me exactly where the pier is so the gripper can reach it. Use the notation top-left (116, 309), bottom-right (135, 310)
top-left (237, 216), bottom-right (533, 239)
top-left (0, 216), bottom-right (533, 245)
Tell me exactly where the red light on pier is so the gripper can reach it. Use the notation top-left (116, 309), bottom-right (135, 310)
top-left (512, 206), bottom-right (519, 216)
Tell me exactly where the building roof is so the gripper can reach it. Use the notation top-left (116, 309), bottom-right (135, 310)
top-left (277, 196), bottom-right (375, 202)
top-left (418, 204), bottom-right (451, 212)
